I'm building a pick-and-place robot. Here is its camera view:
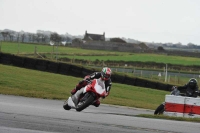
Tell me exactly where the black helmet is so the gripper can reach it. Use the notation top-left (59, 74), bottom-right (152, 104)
top-left (188, 78), bottom-right (197, 88)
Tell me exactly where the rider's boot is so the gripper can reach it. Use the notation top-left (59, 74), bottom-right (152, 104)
top-left (71, 83), bottom-right (84, 95)
top-left (92, 100), bottom-right (100, 107)
top-left (71, 86), bottom-right (80, 95)
top-left (72, 88), bottom-right (84, 106)
top-left (71, 88), bottom-right (77, 95)
top-left (71, 80), bottom-right (88, 95)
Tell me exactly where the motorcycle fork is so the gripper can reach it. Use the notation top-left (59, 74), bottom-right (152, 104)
top-left (80, 92), bottom-right (96, 102)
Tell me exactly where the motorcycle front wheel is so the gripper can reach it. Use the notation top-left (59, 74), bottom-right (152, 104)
top-left (63, 99), bottom-right (71, 110)
top-left (154, 104), bottom-right (164, 115)
top-left (76, 93), bottom-right (95, 112)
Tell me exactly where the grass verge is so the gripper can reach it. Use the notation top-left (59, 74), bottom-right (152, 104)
top-left (0, 64), bottom-right (168, 109)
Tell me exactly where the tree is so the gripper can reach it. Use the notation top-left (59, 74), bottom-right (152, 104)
top-left (16, 32), bottom-right (20, 42)
top-left (187, 43), bottom-right (196, 48)
top-left (110, 38), bottom-right (127, 43)
top-left (157, 46), bottom-right (165, 51)
top-left (50, 32), bottom-right (61, 43)
top-left (21, 33), bottom-right (25, 43)
top-left (36, 32), bottom-right (42, 43)
top-left (1, 32), bottom-right (8, 41)
top-left (7, 32), bottom-right (14, 41)
top-left (28, 33), bottom-right (33, 42)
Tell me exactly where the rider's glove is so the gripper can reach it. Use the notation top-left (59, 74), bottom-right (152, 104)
top-left (171, 86), bottom-right (177, 90)
top-left (85, 78), bottom-right (91, 84)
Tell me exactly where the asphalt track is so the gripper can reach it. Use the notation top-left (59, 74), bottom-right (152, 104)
top-left (0, 94), bottom-right (199, 133)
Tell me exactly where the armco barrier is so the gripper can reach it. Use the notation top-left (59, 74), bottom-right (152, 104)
top-left (0, 52), bottom-right (175, 91)
top-left (164, 95), bottom-right (200, 118)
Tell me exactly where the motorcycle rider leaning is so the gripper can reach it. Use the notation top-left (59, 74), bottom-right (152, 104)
top-left (71, 67), bottom-right (112, 107)
top-left (175, 78), bottom-right (199, 97)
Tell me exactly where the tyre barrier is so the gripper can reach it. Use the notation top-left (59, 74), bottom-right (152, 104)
top-left (0, 52), bottom-right (176, 91)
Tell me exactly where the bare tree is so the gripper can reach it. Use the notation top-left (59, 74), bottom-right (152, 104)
top-left (7, 32), bottom-right (14, 41)
top-left (36, 32), bottom-right (42, 43)
top-left (43, 35), bottom-right (49, 43)
top-left (31, 34), bottom-right (37, 43)
top-left (28, 33), bottom-right (33, 42)
top-left (21, 33), bottom-right (25, 43)
top-left (16, 32), bottom-right (20, 42)
top-left (1, 32), bottom-right (8, 41)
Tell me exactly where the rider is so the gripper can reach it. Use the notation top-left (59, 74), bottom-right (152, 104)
top-left (154, 78), bottom-right (199, 115)
top-left (71, 67), bottom-right (112, 107)
top-left (176, 78), bottom-right (199, 97)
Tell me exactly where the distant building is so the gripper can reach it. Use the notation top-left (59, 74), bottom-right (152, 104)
top-left (83, 31), bottom-right (105, 41)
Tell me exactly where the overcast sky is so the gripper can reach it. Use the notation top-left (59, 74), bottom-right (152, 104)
top-left (0, 0), bottom-right (200, 45)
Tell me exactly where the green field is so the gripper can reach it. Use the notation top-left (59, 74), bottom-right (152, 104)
top-left (0, 64), bottom-right (168, 110)
top-left (63, 54), bottom-right (200, 66)
top-left (1, 41), bottom-right (200, 66)
top-left (0, 42), bottom-right (124, 55)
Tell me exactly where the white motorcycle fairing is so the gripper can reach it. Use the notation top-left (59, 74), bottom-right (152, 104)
top-left (67, 96), bottom-right (76, 108)
top-left (83, 79), bottom-right (106, 97)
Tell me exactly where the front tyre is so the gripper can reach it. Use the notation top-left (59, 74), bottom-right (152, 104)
top-left (63, 99), bottom-right (71, 110)
top-left (76, 93), bottom-right (95, 112)
top-left (154, 104), bottom-right (164, 115)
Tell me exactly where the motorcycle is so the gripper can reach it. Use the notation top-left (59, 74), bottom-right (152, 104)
top-left (154, 86), bottom-right (180, 115)
top-left (63, 78), bottom-right (107, 112)
top-left (154, 86), bottom-right (199, 115)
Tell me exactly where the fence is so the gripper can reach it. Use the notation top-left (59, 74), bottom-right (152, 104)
top-left (88, 66), bottom-right (200, 87)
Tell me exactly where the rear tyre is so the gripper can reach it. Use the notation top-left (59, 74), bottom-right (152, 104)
top-left (63, 100), bottom-right (71, 110)
top-left (76, 93), bottom-right (95, 112)
top-left (154, 104), bottom-right (164, 115)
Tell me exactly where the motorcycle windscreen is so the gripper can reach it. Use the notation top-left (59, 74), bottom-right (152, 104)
top-left (94, 79), bottom-right (106, 96)
top-left (83, 79), bottom-right (106, 96)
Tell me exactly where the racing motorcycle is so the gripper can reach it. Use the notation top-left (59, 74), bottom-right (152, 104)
top-left (63, 78), bottom-right (107, 112)
top-left (154, 86), bottom-right (180, 115)
top-left (154, 86), bottom-right (199, 115)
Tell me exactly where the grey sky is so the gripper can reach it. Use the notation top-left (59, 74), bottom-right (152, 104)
top-left (0, 0), bottom-right (200, 45)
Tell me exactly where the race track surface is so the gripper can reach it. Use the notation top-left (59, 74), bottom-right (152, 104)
top-left (0, 94), bottom-right (199, 133)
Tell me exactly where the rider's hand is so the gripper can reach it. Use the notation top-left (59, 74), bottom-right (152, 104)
top-left (84, 75), bottom-right (90, 80)
top-left (102, 92), bottom-right (109, 99)
top-left (85, 78), bottom-right (91, 84)
top-left (171, 86), bottom-right (177, 90)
